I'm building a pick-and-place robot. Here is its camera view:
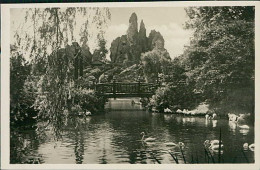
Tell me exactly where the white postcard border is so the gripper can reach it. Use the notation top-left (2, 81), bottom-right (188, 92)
top-left (1, 1), bottom-right (260, 170)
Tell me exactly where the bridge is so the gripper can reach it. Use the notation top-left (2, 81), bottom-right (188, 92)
top-left (96, 80), bottom-right (158, 98)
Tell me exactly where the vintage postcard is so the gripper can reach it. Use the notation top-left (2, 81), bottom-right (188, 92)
top-left (1, 1), bottom-right (260, 170)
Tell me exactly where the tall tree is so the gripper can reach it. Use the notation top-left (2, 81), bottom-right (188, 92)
top-left (12, 7), bottom-right (111, 136)
top-left (141, 48), bottom-right (171, 83)
top-left (183, 6), bottom-right (254, 113)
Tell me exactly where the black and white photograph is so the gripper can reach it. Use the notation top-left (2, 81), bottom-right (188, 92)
top-left (1, 1), bottom-right (260, 169)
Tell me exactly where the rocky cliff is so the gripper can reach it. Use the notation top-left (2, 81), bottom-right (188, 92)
top-left (110, 13), bottom-right (169, 65)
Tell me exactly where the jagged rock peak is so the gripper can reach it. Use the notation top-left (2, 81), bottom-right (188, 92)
top-left (110, 13), bottom-right (167, 65)
top-left (139, 19), bottom-right (148, 52)
top-left (127, 13), bottom-right (138, 45)
top-left (129, 12), bottom-right (137, 22)
top-left (139, 20), bottom-right (146, 36)
top-left (148, 30), bottom-right (165, 50)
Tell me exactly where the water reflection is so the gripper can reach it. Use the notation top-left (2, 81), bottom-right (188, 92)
top-left (10, 129), bottom-right (42, 164)
top-left (11, 110), bottom-right (255, 164)
top-left (181, 117), bottom-right (196, 125)
top-left (74, 130), bottom-right (84, 164)
top-left (212, 120), bottom-right (217, 128)
top-left (228, 121), bottom-right (237, 135)
top-left (239, 129), bottom-right (249, 135)
top-left (205, 119), bottom-right (209, 127)
top-left (163, 114), bottom-right (174, 122)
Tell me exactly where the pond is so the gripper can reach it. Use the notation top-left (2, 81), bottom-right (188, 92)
top-left (10, 98), bottom-right (255, 164)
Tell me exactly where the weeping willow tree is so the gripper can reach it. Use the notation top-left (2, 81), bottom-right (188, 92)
top-left (12, 7), bottom-right (111, 137)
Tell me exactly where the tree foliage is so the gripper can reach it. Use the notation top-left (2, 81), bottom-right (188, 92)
top-left (11, 7), bottom-right (111, 134)
top-left (10, 47), bottom-right (37, 126)
top-left (141, 49), bottom-right (171, 83)
top-left (183, 6), bottom-right (254, 113)
top-left (148, 6), bottom-right (255, 115)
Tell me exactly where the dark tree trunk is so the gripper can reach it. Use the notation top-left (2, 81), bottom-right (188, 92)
top-left (74, 55), bottom-right (78, 80)
top-left (79, 54), bottom-right (83, 77)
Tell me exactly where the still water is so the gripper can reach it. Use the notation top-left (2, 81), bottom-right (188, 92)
top-left (11, 99), bottom-right (254, 164)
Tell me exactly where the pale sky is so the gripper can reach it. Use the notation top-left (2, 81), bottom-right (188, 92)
top-left (10, 7), bottom-right (192, 59)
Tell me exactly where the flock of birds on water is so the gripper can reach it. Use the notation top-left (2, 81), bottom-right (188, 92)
top-left (141, 131), bottom-right (254, 152)
top-left (140, 111), bottom-right (255, 154)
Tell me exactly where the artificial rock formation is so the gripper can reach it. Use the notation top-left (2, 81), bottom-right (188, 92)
top-left (127, 13), bottom-right (138, 46)
top-left (110, 13), bottom-right (168, 66)
top-left (148, 30), bottom-right (165, 51)
top-left (139, 20), bottom-right (148, 52)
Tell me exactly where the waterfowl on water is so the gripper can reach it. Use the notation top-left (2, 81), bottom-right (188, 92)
top-left (164, 142), bottom-right (177, 146)
top-left (228, 113), bottom-right (249, 124)
top-left (228, 113), bottom-right (238, 121)
top-left (164, 108), bottom-right (172, 113)
top-left (176, 109), bottom-right (182, 114)
top-left (204, 140), bottom-right (223, 150)
top-left (249, 143), bottom-right (255, 151)
top-left (212, 113), bottom-right (217, 120)
top-left (164, 142), bottom-right (185, 148)
top-left (85, 111), bottom-right (91, 116)
top-left (210, 144), bottom-right (223, 150)
top-left (140, 132), bottom-right (156, 142)
top-left (210, 140), bottom-right (221, 145)
top-left (243, 143), bottom-right (255, 151)
top-left (239, 125), bottom-right (250, 129)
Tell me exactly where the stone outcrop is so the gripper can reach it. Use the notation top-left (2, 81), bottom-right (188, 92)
top-left (110, 35), bottom-right (132, 64)
top-left (138, 20), bottom-right (148, 52)
top-left (148, 30), bottom-right (165, 51)
top-left (110, 13), bottom-right (168, 66)
top-left (127, 13), bottom-right (138, 46)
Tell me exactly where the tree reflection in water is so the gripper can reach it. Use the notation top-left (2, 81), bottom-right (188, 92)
top-left (99, 146), bottom-right (108, 164)
top-left (10, 110), bottom-right (255, 164)
top-left (74, 129), bottom-right (84, 164)
top-left (71, 117), bottom-right (86, 164)
top-left (10, 129), bottom-right (42, 164)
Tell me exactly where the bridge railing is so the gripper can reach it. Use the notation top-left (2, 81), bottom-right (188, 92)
top-left (95, 81), bottom-right (158, 97)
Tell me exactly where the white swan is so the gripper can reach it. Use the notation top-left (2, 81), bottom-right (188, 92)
top-left (212, 113), bottom-right (217, 120)
top-left (141, 132), bottom-right (156, 142)
top-left (164, 108), bottom-right (172, 113)
top-left (228, 113), bottom-right (238, 121)
top-left (164, 142), bottom-right (177, 146)
top-left (176, 109), bottom-right (182, 114)
top-left (85, 111), bottom-right (91, 116)
top-left (249, 143), bottom-right (255, 151)
top-left (210, 144), bottom-right (224, 150)
top-left (239, 125), bottom-right (250, 129)
top-left (210, 140), bottom-right (221, 145)
top-left (243, 143), bottom-right (255, 151)
top-left (204, 140), bottom-right (223, 150)
top-left (164, 142), bottom-right (185, 148)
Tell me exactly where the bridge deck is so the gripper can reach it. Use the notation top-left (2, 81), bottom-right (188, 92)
top-left (99, 93), bottom-right (154, 98)
top-left (96, 82), bottom-right (158, 98)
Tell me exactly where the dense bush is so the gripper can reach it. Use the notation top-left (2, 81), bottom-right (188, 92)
top-left (10, 53), bottom-right (38, 128)
top-left (72, 87), bottom-right (107, 114)
top-left (141, 49), bottom-right (171, 83)
top-left (148, 84), bottom-right (196, 112)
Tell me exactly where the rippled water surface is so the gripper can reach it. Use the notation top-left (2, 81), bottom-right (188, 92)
top-left (11, 99), bottom-right (254, 164)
